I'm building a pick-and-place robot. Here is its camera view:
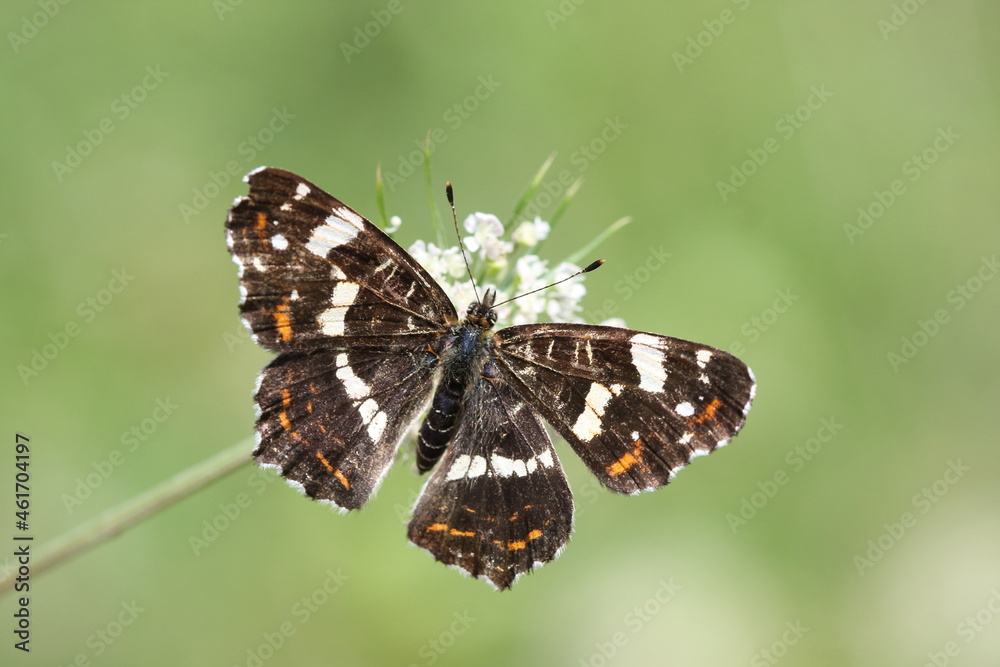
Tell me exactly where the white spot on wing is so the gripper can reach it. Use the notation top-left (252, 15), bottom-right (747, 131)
top-left (367, 411), bottom-right (387, 442)
top-left (330, 281), bottom-right (360, 307)
top-left (334, 206), bottom-right (365, 227)
top-left (467, 456), bottom-right (487, 478)
top-left (318, 282), bottom-right (360, 336)
top-left (359, 398), bottom-right (379, 423)
top-left (317, 497), bottom-right (349, 515)
top-left (335, 364), bottom-right (370, 400)
top-left (252, 257), bottom-right (266, 272)
top-left (679, 432), bottom-right (693, 445)
top-left (537, 450), bottom-right (554, 468)
top-left (294, 182), bottom-right (311, 200)
top-left (446, 454), bottom-right (472, 481)
top-left (696, 349), bottom-right (713, 368)
top-left (675, 402), bottom-right (695, 417)
top-left (271, 234), bottom-right (288, 250)
top-left (572, 382), bottom-right (614, 442)
top-left (743, 368), bottom-right (757, 416)
top-left (245, 165), bottom-right (267, 180)
top-left (630, 333), bottom-right (666, 393)
top-left (491, 454), bottom-right (515, 478)
top-left (305, 214), bottom-right (361, 257)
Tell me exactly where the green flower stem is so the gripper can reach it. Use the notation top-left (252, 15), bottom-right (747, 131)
top-left (0, 438), bottom-right (253, 596)
top-left (507, 151), bottom-right (557, 225)
top-left (422, 131), bottom-right (444, 247)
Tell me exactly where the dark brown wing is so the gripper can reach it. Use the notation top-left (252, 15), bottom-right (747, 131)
top-left (408, 366), bottom-right (573, 590)
top-left (226, 166), bottom-right (458, 351)
top-left (492, 323), bottom-right (756, 494)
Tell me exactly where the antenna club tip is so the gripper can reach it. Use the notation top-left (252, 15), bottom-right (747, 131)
top-left (582, 259), bottom-right (605, 273)
top-left (446, 182), bottom-right (454, 204)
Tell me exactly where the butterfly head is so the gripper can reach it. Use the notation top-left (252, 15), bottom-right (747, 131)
top-left (464, 287), bottom-right (498, 330)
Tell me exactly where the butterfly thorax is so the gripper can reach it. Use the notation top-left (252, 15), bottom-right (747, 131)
top-left (415, 288), bottom-right (499, 473)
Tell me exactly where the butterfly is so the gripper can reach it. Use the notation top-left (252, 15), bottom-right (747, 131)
top-left (226, 166), bottom-right (756, 590)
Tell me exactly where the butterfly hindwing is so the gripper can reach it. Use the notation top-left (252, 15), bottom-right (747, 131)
top-left (226, 167), bottom-right (457, 352)
top-left (255, 345), bottom-right (442, 510)
top-left (493, 323), bottom-right (756, 494)
top-left (408, 364), bottom-right (573, 590)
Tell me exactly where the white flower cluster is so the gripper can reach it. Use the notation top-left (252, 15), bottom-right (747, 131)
top-left (405, 212), bottom-right (597, 327)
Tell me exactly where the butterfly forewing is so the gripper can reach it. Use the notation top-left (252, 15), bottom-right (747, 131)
top-left (492, 323), bottom-right (755, 494)
top-left (226, 167), bottom-right (457, 351)
top-left (408, 367), bottom-right (573, 590)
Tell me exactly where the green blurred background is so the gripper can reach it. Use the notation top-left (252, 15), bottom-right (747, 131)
top-left (3, 2), bottom-right (999, 665)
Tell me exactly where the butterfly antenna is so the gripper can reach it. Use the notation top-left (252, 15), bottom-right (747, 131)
top-left (493, 259), bottom-right (604, 308)
top-left (446, 182), bottom-right (480, 303)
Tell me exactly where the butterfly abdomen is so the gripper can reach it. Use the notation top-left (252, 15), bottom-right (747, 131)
top-left (415, 320), bottom-right (492, 473)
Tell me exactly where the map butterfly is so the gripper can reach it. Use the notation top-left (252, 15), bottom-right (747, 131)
top-left (226, 167), bottom-right (756, 589)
